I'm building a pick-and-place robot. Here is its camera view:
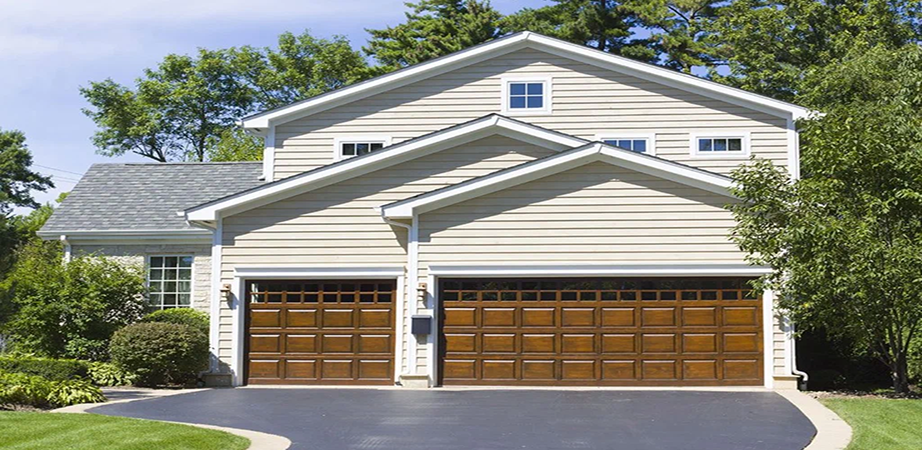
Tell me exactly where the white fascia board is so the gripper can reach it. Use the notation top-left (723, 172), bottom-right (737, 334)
top-left (233, 266), bottom-right (405, 279)
top-left (241, 33), bottom-right (531, 129)
top-left (427, 264), bottom-right (773, 277)
top-left (381, 143), bottom-right (734, 219)
top-left (184, 115), bottom-right (586, 221)
top-left (525, 34), bottom-right (812, 120)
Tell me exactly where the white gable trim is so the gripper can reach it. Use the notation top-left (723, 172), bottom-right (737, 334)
top-left (184, 115), bottom-right (587, 222)
top-left (380, 142), bottom-right (734, 219)
top-left (240, 32), bottom-right (810, 130)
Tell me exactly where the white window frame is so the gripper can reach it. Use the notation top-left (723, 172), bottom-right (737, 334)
top-left (146, 254), bottom-right (195, 310)
top-left (333, 136), bottom-right (392, 161)
top-left (690, 132), bottom-right (751, 158)
top-left (501, 76), bottom-right (552, 115)
top-left (596, 133), bottom-right (656, 156)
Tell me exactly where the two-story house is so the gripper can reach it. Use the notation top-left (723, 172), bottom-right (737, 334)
top-left (40, 32), bottom-right (810, 389)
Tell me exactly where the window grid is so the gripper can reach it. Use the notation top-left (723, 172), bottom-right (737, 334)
top-left (148, 255), bottom-right (193, 310)
top-left (697, 137), bottom-right (743, 153)
top-left (603, 138), bottom-right (648, 153)
top-left (440, 278), bottom-right (757, 302)
top-left (247, 281), bottom-right (395, 304)
top-left (341, 141), bottom-right (385, 158)
top-left (508, 82), bottom-right (545, 109)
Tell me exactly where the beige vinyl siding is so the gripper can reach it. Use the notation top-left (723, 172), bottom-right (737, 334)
top-left (774, 318), bottom-right (788, 376)
top-left (274, 48), bottom-right (788, 179)
top-left (72, 244), bottom-right (212, 312)
top-left (218, 136), bottom-right (556, 373)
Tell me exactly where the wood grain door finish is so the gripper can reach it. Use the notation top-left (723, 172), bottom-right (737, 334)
top-left (246, 280), bottom-right (396, 385)
top-left (439, 278), bottom-right (763, 386)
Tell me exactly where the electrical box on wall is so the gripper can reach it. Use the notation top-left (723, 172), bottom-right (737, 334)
top-left (411, 315), bottom-right (431, 335)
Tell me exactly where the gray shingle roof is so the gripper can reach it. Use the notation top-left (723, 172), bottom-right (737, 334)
top-left (41, 162), bottom-right (264, 233)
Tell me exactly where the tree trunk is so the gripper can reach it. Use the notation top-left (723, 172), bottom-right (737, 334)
top-left (891, 352), bottom-right (910, 394)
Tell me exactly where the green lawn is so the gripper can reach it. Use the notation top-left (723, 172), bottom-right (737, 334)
top-left (820, 397), bottom-right (922, 450)
top-left (0, 412), bottom-right (249, 450)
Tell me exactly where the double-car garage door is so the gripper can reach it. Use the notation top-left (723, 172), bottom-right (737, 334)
top-left (244, 277), bottom-right (762, 386)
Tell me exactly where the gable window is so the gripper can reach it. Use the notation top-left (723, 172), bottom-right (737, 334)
top-left (341, 141), bottom-right (384, 158)
top-left (602, 138), bottom-right (648, 153)
top-left (691, 133), bottom-right (750, 157)
top-left (148, 256), bottom-right (193, 309)
top-left (502, 77), bottom-right (551, 114)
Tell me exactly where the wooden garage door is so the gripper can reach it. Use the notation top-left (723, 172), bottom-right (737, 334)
top-left (246, 280), bottom-right (396, 385)
top-left (439, 278), bottom-right (763, 386)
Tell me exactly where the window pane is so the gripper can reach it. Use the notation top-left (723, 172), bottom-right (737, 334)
top-left (509, 83), bottom-right (526, 95)
top-left (149, 257), bottom-right (163, 267)
top-left (178, 268), bottom-right (191, 281)
top-left (714, 139), bottom-right (727, 151)
top-left (149, 293), bottom-right (162, 306)
top-left (728, 138), bottom-right (742, 151)
top-left (165, 256), bottom-right (178, 267)
top-left (179, 256), bottom-right (193, 268)
top-left (370, 142), bottom-right (384, 151)
top-left (164, 269), bottom-right (177, 280)
top-left (164, 281), bottom-right (177, 292)
top-left (633, 140), bottom-right (646, 153)
top-left (526, 82), bottom-right (543, 95)
top-left (699, 139), bottom-right (712, 152)
top-left (342, 143), bottom-right (355, 155)
top-left (355, 143), bottom-right (369, 155)
top-left (164, 294), bottom-right (177, 306)
top-left (509, 96), bottom-right (526, 108)
top-left (149, 269), bottom-right (163, 281)
top-left (179, 281), bottom-right (192, 293)
top-left (178, 294), bottom-right (191, 306)
top-left (617, 140), bottom-right (632, 150)
top-left (526, 96), bottom-right (543, 108)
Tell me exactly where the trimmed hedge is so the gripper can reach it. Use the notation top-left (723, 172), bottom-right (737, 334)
top-left (142, 308), bottom-right (209, 335)
top-left (0, 370), bottom-right (105, 408)
top-left (0, 355), bottom-right (90, 382)
top-left (110, 322), bottom-right (208, 387)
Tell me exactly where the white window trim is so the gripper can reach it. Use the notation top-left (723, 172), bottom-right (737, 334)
top-left (333, 136), bottom-right (393, 161)
top-left (690, 132), bottom-right (751, 158)
top-left (595, 133), bottom-right (657, 156)
top-left (145, 254), bottom-right (195, 309)
top-left (500, 75), bottom-right (553, 115)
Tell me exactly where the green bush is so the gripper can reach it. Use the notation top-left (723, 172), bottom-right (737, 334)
top-left (142, 308), bottom-right (209, 335)
top-left (0, 370), bottom-right (105, 408)
top-left (0, 355), bottom-right (90, 381)
top-left (110, 322), bottom-right (208, 387)
top-left (87, 362), bottom-right (137, 386)
top-left (63, 338), bottom-right (110, 362)
top-left (0, 242), bottom-right (147, 359)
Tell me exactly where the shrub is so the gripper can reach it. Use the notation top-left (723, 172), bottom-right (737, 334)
top-left (64, 337), bottom-right (110, 362)
top-left (0, 242), bottom-right (147, 358)
top-left (87, 362), bottom-right (137, 386)
top-left (142, 308), bottom-right (209, 335)
top-left (0, 355), bottom-right (90, 381)
top-left (0, 370), bottom-right (105, 408)
top-left (110, 322), bottom-right (208, 387)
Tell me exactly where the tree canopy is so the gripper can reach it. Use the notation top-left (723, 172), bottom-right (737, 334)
top-left (730, 45), bottom-right (922, 392)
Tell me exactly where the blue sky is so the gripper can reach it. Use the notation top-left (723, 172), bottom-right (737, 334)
top-left (1, 0), bottom-right (549, 211)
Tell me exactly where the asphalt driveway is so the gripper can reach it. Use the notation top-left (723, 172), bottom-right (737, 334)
top-left (92, 388), bottom-right (816, 450)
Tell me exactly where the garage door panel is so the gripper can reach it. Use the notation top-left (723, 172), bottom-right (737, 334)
top-left (246, 279), bottom-right (394, 385)
top-left (440, 277), bottom-right (762, 387)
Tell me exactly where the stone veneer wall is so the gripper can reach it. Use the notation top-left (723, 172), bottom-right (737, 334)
top-left (71, 243), bottom-right (212, 312)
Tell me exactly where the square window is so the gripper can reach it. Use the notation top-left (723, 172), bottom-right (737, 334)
top-left (506, 80), bottom-right (547, 111)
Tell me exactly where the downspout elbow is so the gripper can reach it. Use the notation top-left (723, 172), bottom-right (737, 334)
top-left (790, 322), bottom-right (809, 389)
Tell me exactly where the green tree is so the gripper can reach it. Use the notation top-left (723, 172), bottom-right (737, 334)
top-left (708, 0), bottom-right (922, 101)
top-left (0, 241), bottom-right (147, 359)
top-left (0, 130), bottom-right (53, 213)
top-left (502, 0), bottom-right (652, 60)
top-left (623, 0), bottom-right (721, 72)
top-left (81, 31), bottom-right (369, 162)
top-left (365, 0), bottom-right (503, 68)
top-left (730, 45), bottom-right (922, 393)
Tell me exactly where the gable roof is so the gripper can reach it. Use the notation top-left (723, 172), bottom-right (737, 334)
top-left (38, 162), bottom-right (264, 238)
top-left (240, 31), bottom-right (810, 131)
top-left (379, 142), bottom-right (734, 219)
top-left (184, 114), bottom-right (588, 222)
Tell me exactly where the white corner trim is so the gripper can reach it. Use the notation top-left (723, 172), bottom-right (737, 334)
top-left (209, 218), bottom-right (222, 372)
top-left (381, 142), bottom-right (734, 218)
top-left (426, 264), bottom-right (772, 277)
top-left (595, 132), bottom-right (657, 156)
top-left (240, 32), bottom-right (810, 129)
top-left (689, 131), bottom-right (752, 159)
top-left (262, 126), bottom-right (275, 181)
top-left (184, 115), bottom-right (587, 222)
top-left (500, 75), bottom-right (553, 115)
top-left (60, 235), bottom-right (72, 263)
top-left (787, 118), bottom-right (801, 180)
top-left (763, 289), bottom-right (776, 389)
top-left (333, 136), bottom-right (393, 162)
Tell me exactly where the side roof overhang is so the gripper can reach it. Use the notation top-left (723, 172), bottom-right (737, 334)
top-left (380, 142), bottom-right (735, 219)
top-left (183, 114), bottom-right (588, 222)
top-left (240, 31), bottom-right (811, 131)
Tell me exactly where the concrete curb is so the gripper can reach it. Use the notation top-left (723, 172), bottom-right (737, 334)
top-left (52, 388), bottom-right (291, 450)
top-left (776, 390), bottom-right (852, 450)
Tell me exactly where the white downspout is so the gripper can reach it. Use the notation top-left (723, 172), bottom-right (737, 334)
top-left (382, 215), bottom-right (416, 379)
top-left (60, 235), bottom-right (71, 262)
top-left (789, 321), bottom-right (809, 388)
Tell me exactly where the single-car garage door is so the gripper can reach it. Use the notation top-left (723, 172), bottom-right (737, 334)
top-left (246, 280), bottom-right (396, 385)
top-left (439, 278), bottom-right (762, 386)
